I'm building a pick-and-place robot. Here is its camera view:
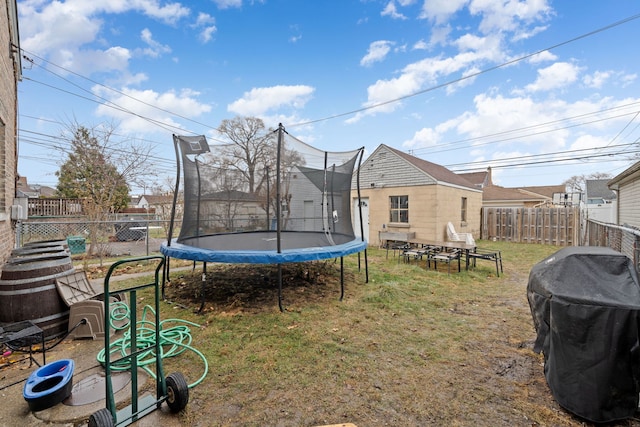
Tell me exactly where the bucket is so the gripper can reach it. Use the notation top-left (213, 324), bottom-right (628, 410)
top-left (0, 254), bottom-right (73, 339)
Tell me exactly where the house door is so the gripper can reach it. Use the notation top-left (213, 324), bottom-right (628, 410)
top-left (304, 200), bottom-right (315, 231)
top-left (352, 197), bottom-right (369, 243)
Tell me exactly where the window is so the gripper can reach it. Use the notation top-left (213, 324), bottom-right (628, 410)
top-left (390, 195), bottom-right (409, 223)
top-left (461, 197), bottom-right (467, 222)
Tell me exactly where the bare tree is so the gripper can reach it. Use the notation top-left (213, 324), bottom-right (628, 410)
top-left (216, 116), bottom-right (276, 194)
top-left (563, 172), bottom-right (612, 193)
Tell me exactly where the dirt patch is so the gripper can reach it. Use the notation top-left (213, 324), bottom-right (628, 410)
top-left (164, 262), bottom-right (347, 314)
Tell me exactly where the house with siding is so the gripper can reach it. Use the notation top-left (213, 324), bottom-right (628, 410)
top-left (352, 144), bottom-right (482, 247)
top-left (584, 179), bottom-right (617, 223)
top-left (136, 194), bottom-right (182, 221)
top-left (0, 0), bottom-right (20, 265)
top-left (199, 190), bottom-right (265, 232)
top-left (608, 161), bottom-right (640, 228)
top-left (459, 168), bottom-right (565, 208)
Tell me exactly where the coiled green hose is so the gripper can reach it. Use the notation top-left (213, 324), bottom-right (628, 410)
top-left (96, 303), bottom-right (208, 388)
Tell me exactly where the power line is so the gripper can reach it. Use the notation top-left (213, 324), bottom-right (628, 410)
top-left (410, 103), bottom-right (640, 156)
top-left (289, 13), bottom-right (640, 127)
top-left (15, 13), bottom-right (640, 183)
top-left (20, 48), bottom-right (222, 137)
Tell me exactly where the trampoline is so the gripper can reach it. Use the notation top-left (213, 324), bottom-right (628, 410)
top-left (161, 123), bottom-right (368, 310)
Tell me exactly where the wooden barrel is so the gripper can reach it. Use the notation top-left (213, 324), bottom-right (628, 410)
top-left (0, 254), bottom-right (73, 339)
top-left (23, 240), bottom-right (69, 252)
top-left (12, 245), bottom-right (68, 258)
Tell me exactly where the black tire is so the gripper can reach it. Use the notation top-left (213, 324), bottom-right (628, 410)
top-left (88, 408), bottom-right (115, 427)
top-left (165, 372), bottom-right (189, 412)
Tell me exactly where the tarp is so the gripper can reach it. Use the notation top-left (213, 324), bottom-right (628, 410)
top-left (527, 246), bottom-right (640, 423)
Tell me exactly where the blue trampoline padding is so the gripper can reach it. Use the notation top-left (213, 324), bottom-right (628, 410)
top-left (161, 237), bottom-right (367, 264)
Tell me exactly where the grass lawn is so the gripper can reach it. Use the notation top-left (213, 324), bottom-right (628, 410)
top-left (102, 241), bottom-right (636, 426)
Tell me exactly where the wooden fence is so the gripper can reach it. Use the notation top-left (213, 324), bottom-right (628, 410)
top-left (28, 198), bottom-right (84, 217)
top-left (481, 207), bottom-right (581, 246)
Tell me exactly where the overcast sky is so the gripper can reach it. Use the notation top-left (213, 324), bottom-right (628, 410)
top-left (16, 0), bottom-right (640, 192)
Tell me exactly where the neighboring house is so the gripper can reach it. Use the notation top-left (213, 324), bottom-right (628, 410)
top-left (0, 0), bottom-right (21, 264)
top-left (481, 185), bottom-right (548, 208)
top-left (608, 161), bottom-right (640, 228)
top-left (137, 194), bottom-right (179, 220)
top-left (15, 176), bottom-right (56, 198)
top-left (458, 167), bottom-right (493, 189)
top-left (459, 168), bottom-right (566, 208)
top-left (352, 144), bottom-right (482, 247)
top-left (584, 179), bottom-right (617, 223)
top-left (521, 185), bottom-right (568, 204)
top-left (200, 190), bottom-right (265, 232)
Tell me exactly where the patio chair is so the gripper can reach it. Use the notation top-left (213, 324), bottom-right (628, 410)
top-left (446, 222), bottom-right (475, 246)
top-left (427, 248), bottom-right (461, 274)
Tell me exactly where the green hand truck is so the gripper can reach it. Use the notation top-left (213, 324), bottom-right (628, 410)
top-left (88, 255), bottom-right (189, 427)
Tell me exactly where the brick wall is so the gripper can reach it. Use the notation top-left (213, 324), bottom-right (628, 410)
top-left (0, 1), bottom-right (19, 265)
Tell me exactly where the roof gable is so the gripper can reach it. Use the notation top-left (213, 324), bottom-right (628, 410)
top-left (609, 160), bottom-right (640, 189)
top-left (586, 179), bottom-right (616, 200)
top-left (517, 185), bottom-right (565, 199)
top-left (482, 185), bottom-right (548, 202)
top-left (375, 145), bottom-right (477, 190)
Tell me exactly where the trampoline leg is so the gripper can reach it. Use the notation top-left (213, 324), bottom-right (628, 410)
top-left (198, 263), bottom-right (207, 313)
top-left (340, 257), bottom-right (344, 301)
top-left (277, 264), bottom-right (284, 312)
top-left (364, 248), bottom-right (369, 284)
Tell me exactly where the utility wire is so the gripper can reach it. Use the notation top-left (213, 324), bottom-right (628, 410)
top-left (15, 13), bottom-right (640, 177)
top-left (289, 13), bottom-right (640, 127)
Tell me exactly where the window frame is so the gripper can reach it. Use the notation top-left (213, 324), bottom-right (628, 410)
top-left (389, 195), bottom-right (409, 224)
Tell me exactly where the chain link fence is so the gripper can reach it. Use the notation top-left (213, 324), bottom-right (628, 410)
top-left (16, 218), bottom-right (177, 257)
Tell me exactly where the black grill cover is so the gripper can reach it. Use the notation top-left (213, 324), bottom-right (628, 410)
top-left (527, 246), bottom-right (640, 423)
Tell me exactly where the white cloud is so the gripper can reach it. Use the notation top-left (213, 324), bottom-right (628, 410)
top-left (621, 73), bottom-right (638, 87)
top-left (200, 26), bottom-right (217, 43)
top-left (211, 0), bottom-right (243, 9)
top-left (94, 86), bottom-right (212, 134)
top-left (570, 134), bottom-right (611, 151)
top-left (360, 40), bottom-right (395, 67)
top-left (512, 24), bottom-right (548, 42)
top-left (18, 0), bottom-right (190, 74)
top-left (429, 24), bottom-right (452, 48)
top-left (528, 50), bottom-right (557, 64)
top-left (227, 85), bottom-right (315, 116)
top-left (583, 71), bottom-right (611, 89)
top-left (139, 29), bottom-right (171, 58)
top-left (413, 39), bottom-right (429, 50)
top-left (469, 0), bottom-right (553, 34)
top-left (419, 0), bottom-right (468, 24)
top-left (349, 37), bottom-right (505, 122)
top-left (381, 1), bottom-right (408, 20)
top-left (402, 127), bottom-right (440, 148)
top-left (289, 24), bottom-right (302, 43)
top-left (193, 13), bottom-right (217, 43)
top-left (59, 46), bottom-right (132, 76)
top-left (525, 61), bottom-right (581, 92)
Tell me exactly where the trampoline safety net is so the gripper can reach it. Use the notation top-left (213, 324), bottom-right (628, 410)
top-left (170, 125), bottom-right (365, 255)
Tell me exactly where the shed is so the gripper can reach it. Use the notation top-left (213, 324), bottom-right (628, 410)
top-left (351, 144), bottom-right (481, 246)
